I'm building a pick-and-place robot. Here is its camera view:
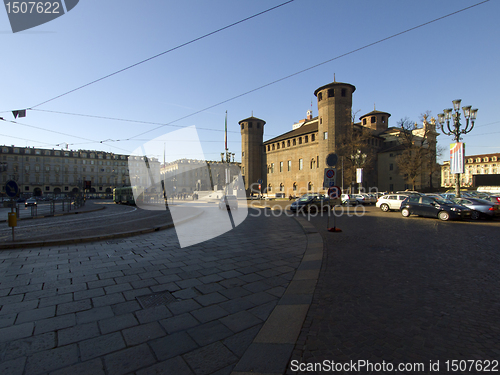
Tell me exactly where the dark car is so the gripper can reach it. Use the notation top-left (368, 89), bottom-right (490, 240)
top-left (25, 197), bottom-right (37, 207)
top-left (218, 195), bottom-right (238, 210)
top-left (290, 193), bottom-right (330, 212)
top-left (451, 197), bottom-right (500, 220)
top-left (400, 195), bottom-right (471, 221)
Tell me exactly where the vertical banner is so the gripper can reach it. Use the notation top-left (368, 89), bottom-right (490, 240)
top-left (450, 143), bottom-right (465, 174)
top-left (356, 168), bottom-right (363, 183)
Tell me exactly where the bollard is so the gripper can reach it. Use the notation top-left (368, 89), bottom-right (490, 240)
top-left (8, 212), bottom-right (17, 227)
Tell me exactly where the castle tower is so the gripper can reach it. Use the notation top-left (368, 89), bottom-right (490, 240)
top-left (359, 110), bottom-right (391, 132)
top-left (239, 116), bottom-right (265, 194)
top-left (314, 82), bottom-right (356, 169)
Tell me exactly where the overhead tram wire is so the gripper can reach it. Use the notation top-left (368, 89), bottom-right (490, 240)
top-left (28, 0), bottom-right (491, 146)
top-left (27, 0), bottom-right (295, 110)
top-left (13, 0), bottom-right (490, 150)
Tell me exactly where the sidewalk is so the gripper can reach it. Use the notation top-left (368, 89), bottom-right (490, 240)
top-left (0, 208), bottom-right (318, 375)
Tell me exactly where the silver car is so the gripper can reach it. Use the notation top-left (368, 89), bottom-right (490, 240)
top-left (451, 197), bottom-right (500, 220)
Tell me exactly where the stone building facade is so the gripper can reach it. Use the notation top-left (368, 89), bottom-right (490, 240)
top-left (0, 145), bottom-right (159, 198)
top-left (441, 152), bottom-right (500, 188)
top-left (240, 80), bottom-right (440, 196)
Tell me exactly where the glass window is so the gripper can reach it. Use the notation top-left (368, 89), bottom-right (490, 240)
top-left (299, 159), bottom-right (303, 170)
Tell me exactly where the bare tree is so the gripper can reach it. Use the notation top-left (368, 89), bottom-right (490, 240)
top-left (396, 116), bottom-right (435, 190)
top-left (336, 113), bottom-right (375, 192)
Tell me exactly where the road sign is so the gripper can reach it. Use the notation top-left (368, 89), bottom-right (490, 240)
top-left (326, 153), bottom-right (338, 167)
top-left (328, 186), bottom-right (341, 199)
top-left (257, 179), bottom-right (263, 184)
top-left (323, 168), bottom-right (336, 188)
top-left (5, 180), bottom-right (19, 198)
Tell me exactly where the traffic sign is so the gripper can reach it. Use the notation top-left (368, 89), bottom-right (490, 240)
top-left (257, 179), bottom-right (263, 184)
top-left (323, 168), bottom-right (336, 188)
top-left (5, 180), bottom-right (19, 198)
top-left (326, 153), bottom-right (338, 167)
top-left (328, 186), bottom-right (341, 199)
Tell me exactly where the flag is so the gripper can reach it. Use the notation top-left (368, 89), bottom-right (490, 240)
top-left (450, 143), bottom-right (464, 174)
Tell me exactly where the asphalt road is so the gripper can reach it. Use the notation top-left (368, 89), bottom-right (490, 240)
top-left (288, 205), bottom-right (500, 374)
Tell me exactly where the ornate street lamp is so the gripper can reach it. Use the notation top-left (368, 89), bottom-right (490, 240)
top-left (437, 100), bottom-right (478, 198)
top-left (351, 149), bottom-right (367, 194)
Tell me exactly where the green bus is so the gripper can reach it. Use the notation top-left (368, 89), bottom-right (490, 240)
top-left (113, 186), bottom-right (136, 205)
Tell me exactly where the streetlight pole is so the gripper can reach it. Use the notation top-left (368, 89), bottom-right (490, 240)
top-left (437, 100), bottom-right (477, 198)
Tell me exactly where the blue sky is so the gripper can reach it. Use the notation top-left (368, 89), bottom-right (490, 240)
top-left (0, 0), bottom-right (498, 164)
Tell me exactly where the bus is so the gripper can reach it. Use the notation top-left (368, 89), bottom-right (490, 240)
top-left (113, 187), bottom-right (135, 205)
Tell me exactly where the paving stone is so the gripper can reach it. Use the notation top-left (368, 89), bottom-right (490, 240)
top-left (0, 299), bottom-right (39, 315)
top-left (57, 322), bottom-right (100, 346)
top-left (76, 306), bottom-right (114, 324)
top-left (3, 332), bottom-right (56, 361)
top-left (194, 283), bottom-right (225, 295)
top-left (38, 293), bottom-right (74, 309)
top-left (191, 305), bottom-right (229, 324)
top-left (183, 341), bottom-right (238, 375)
top-left (243, 291), bottom-right (276, 306)
top-left (194, 292), bottom-right (228, 307)
top-left (0, 356), bottom-right (26, 375)
top-left (57, 299), bottom-right (92, 315)
top-left (104, 344), bottom-right (156, 375)
top-left (136, 356), bottom-right (194, 375)
top-left (159, 313), bottom-right (200, 334)
top-left (220, 310), bottom-right (262, 333)
top-left (92, 292), bottom-right (126, 307)
top-left (24, 343), bottom-right (79, 375)
top-left (167, 299), bottom-right (202, 316)
top-left (187, 321), bottom-right (233, 347)
top-left (15, 305), bottom-right (55, 324)
top-left (98, 313), bottom-right (138, 334)
top-left (150, 331), bottom-right (198, 361)
top-left (73, 288), bottom-right (105, 301)
top-left (50, 358), bottom-right (106, 375)
top-left (111, 300), bottom-right (142, 315)
top-left (219, 298), bottom-right (255, 314)
top-left (79, 332), bottom-right (126, 361)
top-left (135, 305), bottom-right (172, 324)
top-left (122, 321), bottom-right (166, 346)
top-left (0, 322), bottom-right (34, 342)
top-left (0, 312), bottom-right (17, 328)
top-left (223, 325), bottom-right (261, 357)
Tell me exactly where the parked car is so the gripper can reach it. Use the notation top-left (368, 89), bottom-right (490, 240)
top-left (218, 195), bottom-right (238, 210)
top-left (376, 194), bottom-right (409, 212)
top-left (290, 193), bottom-right (330, 212)
top-left (341, 194), bottom-right (357, 205)
top-left (400, 195), bottom-right (471, 221)
top-left (481, 195), bottom-right (500, 205)
top-left (25, 197), bottom-right (37, 207)
top-left (451, 197), bottom-right (500, 220)
top-left (361, 193), bottom-right (377, 204)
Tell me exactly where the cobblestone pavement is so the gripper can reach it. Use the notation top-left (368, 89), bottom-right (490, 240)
top-left (288, 208), bottom-right (500, 374)
top-left (0, 208), bottom-right (307, 375)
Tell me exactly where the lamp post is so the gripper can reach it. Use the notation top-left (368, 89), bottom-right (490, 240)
top-left (351, 149), bottom-right (367, 194)
top-left (437, 100), bottom-right (478, 198)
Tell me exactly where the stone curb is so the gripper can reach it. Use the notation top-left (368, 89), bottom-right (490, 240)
top-left (0, 205), bottom-right (105, 223)
top-left (231, 215), bottom-right (323, 375)
top-left (0, 210), bottom-right (204, 250)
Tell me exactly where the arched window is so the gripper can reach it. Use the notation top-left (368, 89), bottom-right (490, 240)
top-left (268, 184), bottom-right (272, 192)
top-left (293, 139), bottom-right (296, 146)
top-left (308, 182), bottom-right (313, 191)
top-left (277, 143), bottom-right (280, 150)
top-left (282, 142), bottom-right (285, 148)
top-left (287, 140), bottom-right (291, 147)
top-left (279, 183), bottom-right (284, 192)
top-left (318, 92), bottom-right (323, 101)
top-left (305, 136), bottom-right (308, 143)
top-left (272, 144), bottom-right (275, 150)
top-left (310, 159), bottom-right (316, 169)
top-left (299, 137), bottom-right (302, 145)
top-left (293, 182), bottom-right (297, 191)
top-left (311, 134), bottom-right (315, 142)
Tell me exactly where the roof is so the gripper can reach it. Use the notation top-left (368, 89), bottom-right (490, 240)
top-left (313, 81), bottom-right (356, 97)
top-left (359, 110), bottom-right (391, 119)
top-left (238, 116), bottom-right (266, 125)
top-left (263, 118), bottom-right (318, 144)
